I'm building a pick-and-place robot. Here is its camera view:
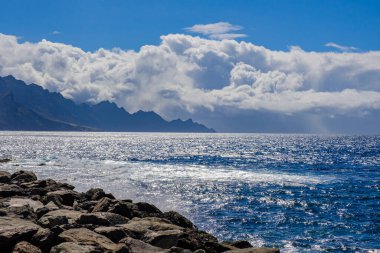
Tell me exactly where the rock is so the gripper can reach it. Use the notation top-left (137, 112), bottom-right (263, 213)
top-left (77, 212), bottom-right (129, 226)
top-left (85, 188), bottom-right (107, 201)
top-left (223, 249), bottom-right (280, 253)
top-left (38, 209), bottom-right (83, 228)
top-left (11, 170), bottom-right (37, 184)
top-left (91, 197), bottom-right (113, 212)
top-left (0, 171), bottom-right (11, 183)
top-left (59, 228), bottom-right (129, 253)
top-left (31, 228), bottom-right (57, 251)
top-left (0, 184), bottom-right (24, 197)
top-left (2, 203), bottom-right (36, 220)
top-left (162, 211), bottom-right (196, 229)
top-left (50, 242), bottom-right (102, 253)
top-left (143, 229), bottom-right (183, 249)
top-left (9, 198), bottom-right (44, 212)
top-left (167, 247), bottom-right (192, 253)
top-left (0, 217), bottom-right (41, 250)
top-left (120, 237), bottom-right (167, 253)
top-left (122, 217), bottom-right (184, 238)
top-left (0, 158), bottom-right (11, 163)
top-left (91, 197), bottom-right (134, 218)
top-left (227, 240), bottom-right (253, 249)
top-left (133, 202), bottom-right (162, 217)
top-left (177, 229), bottom-right (219, 252)
top-left (94, 226), bottom-right (128, 243)
top-left (46, 190), bottom-right (81, 206)
top-left (12, 241), bottom-right (42, 253)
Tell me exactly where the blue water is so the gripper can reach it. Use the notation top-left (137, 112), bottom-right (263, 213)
top-left (0, 132), bottom-right (379, 252)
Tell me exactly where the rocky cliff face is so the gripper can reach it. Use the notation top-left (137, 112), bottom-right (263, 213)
top-left (0, 168), bottom-right (279, 253)
top-left (0, 75), bottom-right (215, 132)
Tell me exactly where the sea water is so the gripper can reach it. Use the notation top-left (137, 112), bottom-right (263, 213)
top-left (0, 132), bottom-right (379, 252)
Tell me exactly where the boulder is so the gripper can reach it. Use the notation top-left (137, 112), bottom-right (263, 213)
top-left (133, 202), bottom-right (162, 217)
top-left (31, 228), bottom-right (57, 251)
top-left (11, 171), bottom-right (37, 184)
top-left (120, 237), bottom-right (167, 253)
top-left (12, 241), bottom-right (42, 253)
top-left (85, 188), bottom-right (111, 201)
top-left (0, 217), bottom-right (41, 250)
top-left (77, 212), bottom-right (129, 226)
top-left (38, 209), bottom-right (83, 228)
top-left (0, 171), bottom-right (11, 183)
top-left (143, 229), bottom-right (183, 249)
top-left (46, 190), bottom-right (81, 206)
top-left (223, 249), bottom-right (280, 253)
top-left (91, 197), bottom-right (113, 212)
top-left (0, 158), bottom-right (11, 163)
top-left (94, 226), bottom-right (128, 243)
top-left (50, 242), bottom-right (102, 253)
top-left (162, 211), bottom-right (196, 229)
top-left (177, 229), bottom-right (219, 252)
top-left (0, 184), bottom-right (24, 197)
top-left (59, 228), bottom-right (129, 253)
top-left (227, 240), bottom-right (253, 249)
top-left (92, 197), bottom-right (134, 218)
top-left (9, 198), bottom-right (44, 212)
top-left (122, 217), bottom-right (184, 238)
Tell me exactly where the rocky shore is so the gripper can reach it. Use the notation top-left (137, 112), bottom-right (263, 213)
top-left (0, 170), bottom-right (280, 253)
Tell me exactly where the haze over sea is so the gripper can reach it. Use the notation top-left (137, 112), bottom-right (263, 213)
top-left (1, 132), bottom-right (379, 252)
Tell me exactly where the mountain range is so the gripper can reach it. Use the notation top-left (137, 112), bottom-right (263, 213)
top-left (0, 75), bottom-right (215, 132)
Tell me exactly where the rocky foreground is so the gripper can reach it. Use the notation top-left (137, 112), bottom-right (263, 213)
top-left (0, 170), bottom-right (280, 253)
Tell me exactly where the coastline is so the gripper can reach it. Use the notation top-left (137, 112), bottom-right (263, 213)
top-left (0, 169), bottom-right (280, 253)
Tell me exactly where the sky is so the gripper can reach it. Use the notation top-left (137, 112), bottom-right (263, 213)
top-left (0, 0), bottom-right (380, 133)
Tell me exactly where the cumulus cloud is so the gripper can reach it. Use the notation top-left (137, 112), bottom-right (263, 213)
top-left (325, 42), bottom-right (358, 52)
top-left (185, 22), bottom-right (247, 40)
top-left (51, 30), bottom-right (61, 35)
top-left (0, 32), bottom-right (380, 127)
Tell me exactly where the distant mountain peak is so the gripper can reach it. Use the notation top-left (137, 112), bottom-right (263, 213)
top-left (0, 75), bottom-right (215, 132)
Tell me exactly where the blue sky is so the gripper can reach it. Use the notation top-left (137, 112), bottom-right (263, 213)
top-left (1, 1), bottom-right (380, 133)
top-left (1, 0), bottom-right (380, 52)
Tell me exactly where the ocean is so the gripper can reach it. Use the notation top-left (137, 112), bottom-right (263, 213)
top-left (0, 132), bottom-right (379, 252)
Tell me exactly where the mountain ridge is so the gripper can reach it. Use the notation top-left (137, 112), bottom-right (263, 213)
top-left (0, 75), bottom-right (215, 132)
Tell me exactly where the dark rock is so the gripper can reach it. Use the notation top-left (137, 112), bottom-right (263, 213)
top-left (41, 195), bottom-right (64, 207)
top-left (120, 237), bottom-right (167, 253)
top-left (177, 229), bottom-right (219, 252)
top-left (85, 188), bottom-right (107, 201)
top-left (0, 184), bottom-right (24, 197)
top-left (133, 202), bottom-right (162, 217)
top-left (228, 240), bottom-right (253, 249)
top-left (0, 217), bottom-right (41, 250)
top-left (11, 170), bottom-right (37, 184)
top-left (35, 207), bottom-right (50, 218)
top-left (94, 226), bottom-right (128, 243)
top-left (92, 197), bottom-right (113, 212)
top-left (77, 212), bottom-right (129, 226)
top-left (143, 229), bottom-right (183, 249)
top-left (38, 209), bottom-right (83, 228)
top-left (0, 171), bottom-right (11, 183)
top-left (31, 228), bottom-right (57, 252)
top-left (50, 242), bottom-right (102, 253)
top-left (46, 190), bottom-right (81, 206)
top-left (59, 228), bottom-right (129, 253)
top-left (0, 158), bottom-right (11, 163)
top-left (12, 241), bottom-right (42, 253)
top-left (162, 211), bottom-right (196, 229)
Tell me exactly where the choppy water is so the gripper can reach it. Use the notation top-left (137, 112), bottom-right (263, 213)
top-left (0, 132), bottom-right (379, 252)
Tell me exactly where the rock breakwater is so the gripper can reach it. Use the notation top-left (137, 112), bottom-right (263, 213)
top-left (0, 170), bottom-right (280, 253)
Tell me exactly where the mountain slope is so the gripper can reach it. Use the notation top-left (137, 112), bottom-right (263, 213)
top-left (0, 75), bottom-right (215, 132)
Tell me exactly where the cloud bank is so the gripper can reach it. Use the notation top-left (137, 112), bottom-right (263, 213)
top-left (185, 22), bottom-right (247, 40)
top-left (0, 32), bottom-right (380, 132)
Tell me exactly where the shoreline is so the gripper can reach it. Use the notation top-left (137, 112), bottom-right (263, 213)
top-left (0, 170), bottom-right (280, 253)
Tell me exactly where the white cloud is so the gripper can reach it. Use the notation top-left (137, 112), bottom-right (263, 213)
top-left (0, 32), bottom-right (380, 125)
top-left (185, 22), bottom-right (247, 40)
top-left (325, 42), bottom-right (358, 52)
top-left (51, 30), bottom-right (61, 35)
